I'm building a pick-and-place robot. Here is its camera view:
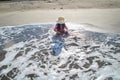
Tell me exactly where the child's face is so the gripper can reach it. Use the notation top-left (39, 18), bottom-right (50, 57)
top-left (58, 20), bottom-right (64, 24)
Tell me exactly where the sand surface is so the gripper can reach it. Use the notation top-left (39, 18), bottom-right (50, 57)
top-left (0, 9), bottom-right (120, 33)
top-left (0, 0), bottom-right (120, 33)
top-left (0, 0), bottom-right (120, 11)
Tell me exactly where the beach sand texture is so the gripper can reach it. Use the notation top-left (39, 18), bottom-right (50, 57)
top-left (0, 0), bottom-right (120, 33)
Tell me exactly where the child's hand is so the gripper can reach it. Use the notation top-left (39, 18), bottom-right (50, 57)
top-left (57, 31), bottom-right (61, 34)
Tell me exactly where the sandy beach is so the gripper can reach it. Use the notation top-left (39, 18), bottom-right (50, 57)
top-left (0, 9), bottom-right (120, 33)
top-left (0, 0), bottom-right (120, 33)
top-left (0, 1), bottom-right (120, 80)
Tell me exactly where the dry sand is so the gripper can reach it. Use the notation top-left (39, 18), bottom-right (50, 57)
top-left (0, 0), bottom-right (120, 11)
top-left (0, 0), bottom-right (120, 33)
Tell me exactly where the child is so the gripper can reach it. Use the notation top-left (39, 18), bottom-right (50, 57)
top-left (54, 17), bottom-right (69, 36)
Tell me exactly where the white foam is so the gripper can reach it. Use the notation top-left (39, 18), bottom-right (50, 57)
top-left (66, 22), bottom-right (84, 30)
top-left (0, 23), bottom-right (120, 80)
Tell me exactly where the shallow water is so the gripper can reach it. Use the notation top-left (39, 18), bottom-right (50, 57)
top-left (0, 23), bottom-right (120, 80)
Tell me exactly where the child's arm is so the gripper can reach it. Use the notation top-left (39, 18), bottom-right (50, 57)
top-left (54, 25), bottom-right (61, 33)
top-left (54, 25), bottom-right (57, 32)
top-left (65, 25), bottom-right (68, 32)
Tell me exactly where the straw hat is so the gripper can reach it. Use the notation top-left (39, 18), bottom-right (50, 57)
top-left (57, 17), bottom-right (65, 23)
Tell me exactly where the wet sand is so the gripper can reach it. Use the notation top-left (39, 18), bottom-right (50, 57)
top-left (0, 9), bottom-right (120, 33)
top-left (0, 0), bottom-right (120, 33)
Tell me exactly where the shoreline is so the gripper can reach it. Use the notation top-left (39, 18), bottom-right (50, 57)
top-left (0, 0), bottom-right (120, 33)
top-left (0, 9), bottom-right (120, 33)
